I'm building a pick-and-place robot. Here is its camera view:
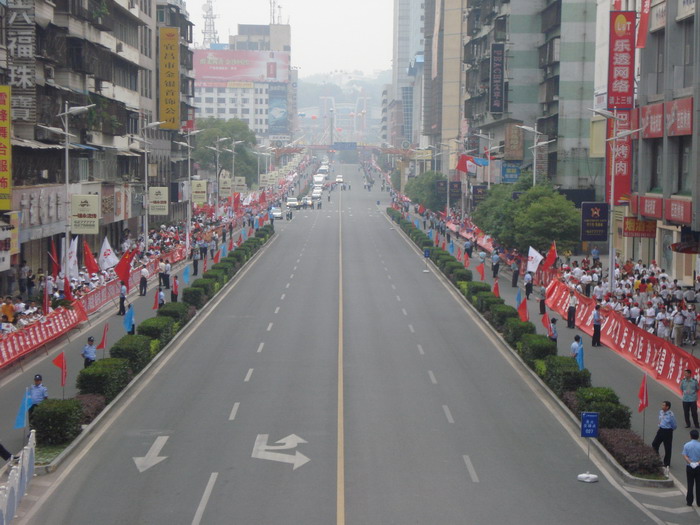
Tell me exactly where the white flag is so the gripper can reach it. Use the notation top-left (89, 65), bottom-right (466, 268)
top-left (527, 246), bottom-right (544, 273)
top-left (99, 237), bottom-right (120, 270)
top-left (67, 236), bottom-right (80, 280)
top-left (467, 160), bottom-right (477, 173)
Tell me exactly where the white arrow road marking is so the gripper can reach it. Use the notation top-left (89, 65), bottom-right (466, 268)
top-left (133, 436), bottom-right (169, 473)
top-left (252, 434), bottom-right (310, 470)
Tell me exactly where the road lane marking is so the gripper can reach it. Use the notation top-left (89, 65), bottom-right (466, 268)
top-left (417, 344), bottom-right (425, 355)
top-left (281, 293), bottom-right (286, 300)
top-left (290, 274), bottom-right (294, 279)
top-left (274, 307), bottom-right (280, 314)
top-left (443, 405), bottom-right (454, 423)
top-left (428, 371), bottom-right (437, 384)
top-left (244, 369), bottom-right (253, 382)
top-left (408, 324), bottom-right (415, 333)
top-left (391, 284), bottom-right (396, 290)
top-left (191, 472), bottom-right (218, 525)
top-left (229, 402), bottom-right (240, 421)
top-left (257, 342), bottom-right (264, 353)
top-left (294, 266), bottom-right (297, 270)
top-left (267, 322), bottom-right (273, 331)
top-left (402, 308), bottom-right (408, 316)
top-left (387, 275), bottom-right (392, 280)
top-left (285, 283), bottom-right (290, 288)
top-left (337, 187), bottom-right (346, 525)
top-left (462, 456), bottom-right (480, 483)
top-left (396, 295), bottom-right (401, 302)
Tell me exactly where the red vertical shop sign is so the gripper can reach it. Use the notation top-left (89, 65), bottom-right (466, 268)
top-left (607, 12), bottom-right (636, 110)
top-left (606, 111), bottom-right (633, 205)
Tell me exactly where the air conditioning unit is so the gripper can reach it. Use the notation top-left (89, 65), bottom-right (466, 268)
top-left (116, 42), bottom-right (123, 53)
top-left (45, 66), bottom-right (55, 80)
top-left (84, 132), bottom-right (95, 143)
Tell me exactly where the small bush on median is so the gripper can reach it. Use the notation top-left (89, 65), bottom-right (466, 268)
top-left (461, 281), bottom-right (491, 303)
top-left (30, 399), bottom-right (83, 445)
top-left (576, 387), bottom-right (631, 429)
top-left (137, 316), bottom-right (175, 347)
top-left (489, 304), bottom-right (519, 331)
top-left (452, 269), bottom-right (472, 282)
top-left (542, 355), bottom-right (591, 397)
top-left (598, 428), bottom-right (663, 477)
top-left (203, 269), bottom-right (227, 286)
top-left (157, 301), bottom-right (192, 324)
top-left (212, 261), bottom-right (236, 279)
top-left (503, 318), bottom-right (536, 345)
top-left (182, 287), bottom-right (206, 308)
top-left (76, 358), bottom-right (131, 403)
top-left (75, 393), bottom-right (106, 424)
top-left (192, 277), bottom-right (216, 297)
top-left (475, 291), bottom-right (503, 313)
top-left (519, 334), bottom-right (557, 365)
top-left (110, 334), bottom-right (153, 374)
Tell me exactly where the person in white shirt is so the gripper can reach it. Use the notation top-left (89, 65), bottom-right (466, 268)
top-left (656, 307), bottom-right (670, 340)
top-left (645, 302), bottom-right (657, 332)
top-left (684, 288), bottom-right (696, 303)
top-left (684, 305), bottom-right (697, 346)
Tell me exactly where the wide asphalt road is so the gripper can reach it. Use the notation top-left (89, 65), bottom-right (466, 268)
top-left (21, 162), bottom-right (657, 524)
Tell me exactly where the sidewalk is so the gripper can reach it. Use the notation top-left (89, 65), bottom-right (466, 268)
top-left (0, 228), bottom-right (248, 456)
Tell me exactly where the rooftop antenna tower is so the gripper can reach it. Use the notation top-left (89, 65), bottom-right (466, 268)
top-left (202, 0), bottom-right (219, 49)
top-left (269, 0), bottom-right (276, 24)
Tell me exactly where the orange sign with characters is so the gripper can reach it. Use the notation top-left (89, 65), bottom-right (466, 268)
top-left (0, 86), bottom-right (11, 210)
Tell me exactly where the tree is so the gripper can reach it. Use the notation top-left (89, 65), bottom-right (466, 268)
top-left (404, 171), bottom-right (445, 211)
top-left (192, 118), bottom-right (258, 188)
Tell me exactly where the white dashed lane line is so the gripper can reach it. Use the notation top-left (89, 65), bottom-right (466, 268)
top-left (281, 293), bottom-right (285, 300)
top-left (402, 308), bottom-right (408, 316)
top-left (417, 344), bottom-right (425, 355)
top-left (428, 371), bottom-right (437, 384)
top-left (274, 307), bottom-right (280, 314)
top-left (244, 368), bottom-right (254, 382)
top-left (285, 283), bottom-right (290, 289)
top-left (229, 402), bottom-right (240, 421)
top-left (443, 405), bottom-right (455, 424)
top-left (257, 342), bottom-right (264, 353)
top-left (396, 295), bottom-right (401, 302)
top-left (463, 456), bottom-right (480, 483)
top-left (266, 322), bottom-right (273, 331)
top-left (408, 324), bottom-right (415, 333)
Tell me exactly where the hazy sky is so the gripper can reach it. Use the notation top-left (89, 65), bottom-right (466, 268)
top-left (186, 0), bottom-right (394, 78)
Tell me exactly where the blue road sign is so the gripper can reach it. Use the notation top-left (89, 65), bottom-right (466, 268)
top-left (424, 248), bottom-right (431, 258)
top-left (581, 412), bottom-right (599, 438)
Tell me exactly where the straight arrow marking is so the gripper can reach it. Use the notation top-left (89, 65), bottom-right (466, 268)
top-left (133, 435), bottom-right (169, 473)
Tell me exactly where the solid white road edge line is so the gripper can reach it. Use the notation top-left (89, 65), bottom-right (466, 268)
top-left (191, 472), bottom-right (218, 525)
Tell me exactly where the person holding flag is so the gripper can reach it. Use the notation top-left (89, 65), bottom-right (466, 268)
top-left (570, 335), bottom-right (584, 370)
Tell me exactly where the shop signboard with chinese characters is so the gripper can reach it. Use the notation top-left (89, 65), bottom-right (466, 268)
top-left (148, 187), bottom-right (169, 216)
top-left (70, 195), bottom-right (100, 234)
top-left (219, 174), bottom-right (232, 198)
top-left (0, 86), bottom-right (11, 210)
top-left (664, 198), bottom-right (692, 224)
top-left (501, 161), bottom-right (521, 183)
top-left (159, 27), bottom-right (180, 130)
top-left (581, 202), bottom-right (609, 242)
top-left (622, 217), bottom-right (656, 238)
top-left (665, 97), bottom-right (693, 136)
top-left (607, 12), bottom-right (635, 110)
top-left (233, 177), bottom-right (247, 192)
top-left (641, 102), bottom-right (664, 138)
top-left (639, 195), bottom-right (663, 219)
top-left (605, 111), bottom-right (633, 205)
top-left (8, 0), bottom-right (36, 123)
top-left (489, 43), bottom-right (505, 114)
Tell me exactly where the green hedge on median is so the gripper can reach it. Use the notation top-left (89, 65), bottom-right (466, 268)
top-left (30, 399), bottom-right (83, 445)
top-left (110, 334), bottom-right (153, 374)
top-left (137, 316), bottom-right (175, 347)
top-left (76, 358), bottom-right (131, 403)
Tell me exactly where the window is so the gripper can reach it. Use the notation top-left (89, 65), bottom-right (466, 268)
top-left (682, 21), bottom-right (694, 88)
top-left (229, 98), bottom-right (236, 104)
top-left (242, 108), bottom-right (250, 114)
top-left (650, 139), bottom-right (662, 189)
top-left (242, 98), bottom-right (249, 104)
top-left (205, 87), bottom-right (214, 93)
top-left (217, 98), bottom-right (225, 104)
top-left (205, 108), bottom-right (213, 113)
top-left (205, 97), bottom-right (213, 103)
top-left (195, 97), bottom-right (201, 103)
top-left (655, 30), bottom-right (665, 93)
top-left (678, 136), bottom-right (691, 193)
top-left (217, 108), bottom-right (226, 114)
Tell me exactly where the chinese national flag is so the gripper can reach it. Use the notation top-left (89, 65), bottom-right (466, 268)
top-left (638, 374), bottom-right (649, 412)
top-left (434, 232), bottom-right (439, 246)
top-left (237, 234), bottom-right (242, 247)
top-left (542, 241), bottom-right (557, 272)
top-left (464, 251), bottom-right (471, 268)
top-left (228, 236), bottom-right (234, 251)
top-left (52, 351), bottom-right (67, 387)
top-left (476, 262), bottom-right (485, 281)
top-left (213, 249), bottom-right (221, 264)
top-left (493, 279), bottom-right (500, 298)
top-left (114, 249), bottom-right (137, 290)
top-left (542, 312), bottom-right (553, 337)
top-left (96, 323), bottom-right (109, 350)
top-left (441, 239), bottom-right (446, 251)
top-left (82, 240), bottom-right (100, 275)
top-left (64, 276), bottom-right (74, 301)
top-left (518, 298), bottom-right (529, 322)
top-left (153, 290), bottom-right (159, 310)
top-left (49, 239), bottom-right (61, 278)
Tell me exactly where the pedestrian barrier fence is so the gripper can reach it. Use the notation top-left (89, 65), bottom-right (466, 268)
top-left (0, 430), bottom-right (36, 525)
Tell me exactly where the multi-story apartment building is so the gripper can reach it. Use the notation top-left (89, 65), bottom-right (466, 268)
top-left (0, 0), bottom-right (194, 295)
top-left (193, 23), bottom-right (296, 146)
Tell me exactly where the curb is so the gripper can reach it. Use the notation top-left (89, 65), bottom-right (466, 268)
top-left (35, 231), bottom-right (276, 475)
top-left (386, 211), bottom-right (673, 489)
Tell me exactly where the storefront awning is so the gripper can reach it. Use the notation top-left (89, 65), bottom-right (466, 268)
top-left (11, 138), bottom-right (63, 150)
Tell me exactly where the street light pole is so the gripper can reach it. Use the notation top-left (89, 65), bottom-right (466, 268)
top-left (175, 129), bottom-right (202, 256)
top-left (138, 120), bottom-right (165, 249)
top-left (440, 142), bottom-right (450, 216)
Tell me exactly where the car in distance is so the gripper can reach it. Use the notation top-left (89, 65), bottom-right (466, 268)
top-left (301, 195), bottom-right (313, 207)
top-left (286, 197), bottom-right (299, 209)
top-left (335, 174), bottom-right (344, 183)
top-left (270, 207), bottom-right (283, 219)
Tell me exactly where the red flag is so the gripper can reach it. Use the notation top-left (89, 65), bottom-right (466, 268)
top-left (153, 290), bottom-right (159, 310)
top-left (637, 0), bottom-right (650, 49)
top-left (259, 190), bottom-right (267, 205)
top-left (43, 277), bottom-right (50, 314)
top-left (542, 241), bottom-right (557, 272)
top-left (233, 193), bottom-right (241, 212)
top-left (248, 227), bottom-right (254, 238)
top-left (82, 240), bottom-right (100, 276)
top-left (49, 239), bottom-right (61, 278)
top-left (114, 249), bottom-right (137, 291)
top-left (434, 232), bottom-right (439, 247)
top-left (518, 298), bottom-right (529, 322)
top-left (228, 236), bottom-right (234, 251)
top-left (203, 256), bottom-right (208, 273)
top-left (237, 234), bottom-right (242, 247)
top-left (464, 251), bottom-right (471, 268)
top-left (542, 312), bottom-right (553, 337)
top-left (476, 262), bottom-right (485, 281)
top-left (493, 279), bottom-right (500, 298)
top-left (96, 323), bottom-right (109, 350)
top-left (638, 374), bottom-right (649, 412)
top-left (441, 239), bottom-right (446, 251)
top-left (172, 277), bottom-right (179, 296)
top-left (418, 204), bottom-right (425, 215)
top-left (213, 249), bottom-right (221, 264)
top-left (457, 247), bottom-right (462, 260)
top-left (64, 276), bottom-right (74, 301)
top-left (52, 351), bottom-right (67, 387)
top-left (456, 154), bottom-right (469, 173)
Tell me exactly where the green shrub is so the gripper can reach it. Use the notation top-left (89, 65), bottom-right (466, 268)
top-left (157, 301), bottom-right (192, 324)
top-left (475, 291), bottom-right (503, 313)
top-left (150, 339), bottom-right (161, 358)
top-left (576, 387), bottom-right (630, 429)
top-left (462, 281), bottom-right (491, 303)
top-left (489, 304), bottom-right (519, 330)
top-left (203, 269), bottom-right (226, 286)
top-left (137, 316), bottom-right (175, 347)
top-left (503, 318), bottom-right (536, 345)
top-left (192, 277), bottom-right (216, 297)
top-left (519, 334), bottom-right (557, 365)
top-left (212, 261), bottom-right (236, 278)
top-left (533, 359), bottom-right (547, 378)
top-left (110, 334), bottom-right (152, 374)
top-left (183, 287), bottom-right (206, 308)
top-left (30, 399), bottom-right (83, 445)
top-left (543, 355), bottom-right (591, 397)
top-left (598, 429), bottom-right (663, 476)
top-left (452, 269), bottom-right (472, 282)
top-left (76, 358), bottom-right (131, 403)
top-left (444, 261), bottom-right (463, 278)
